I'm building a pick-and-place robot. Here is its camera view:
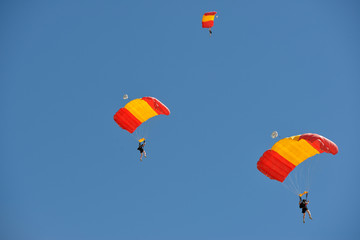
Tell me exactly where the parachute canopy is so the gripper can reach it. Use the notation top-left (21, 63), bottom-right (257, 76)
top-left (114, 97), bottom-right (170, 133)
top-left (202, 11), bottom-right (217, 28)
top-left (257, 133), bottom-right (338, 182)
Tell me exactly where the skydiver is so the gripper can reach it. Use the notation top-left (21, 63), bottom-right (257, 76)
top-left (209, 28), bottom-right (212, 36)
top-left (299, 195), bottom-right (312, 223)
top-left (137, 140), bottom-right (146, 161)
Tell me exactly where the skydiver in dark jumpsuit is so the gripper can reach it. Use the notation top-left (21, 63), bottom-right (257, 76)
top-left (137, 140), bottom-right (146, 161)
top-left (299, 195), bottom-right (312, 223)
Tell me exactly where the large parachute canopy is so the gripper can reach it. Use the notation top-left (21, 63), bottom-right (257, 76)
top-left (114, 97), bottom-right (170, 133)
top-left (202, 11), bottom-right (217, 28)
top-left (257, 133), bottom-right (338, 183)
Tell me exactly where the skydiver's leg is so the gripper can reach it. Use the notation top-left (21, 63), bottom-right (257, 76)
top-left (140, 152), bottom-right (143, 161)
top-left (307, 210), bottom-right (312, 220)
top-left (303, 213), bottom-right (306, 223)
top-left (144, 150), bottom-right (147, 158)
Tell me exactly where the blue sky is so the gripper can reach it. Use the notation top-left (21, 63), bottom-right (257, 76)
top-left (1, 0), bottom-right (359, 239)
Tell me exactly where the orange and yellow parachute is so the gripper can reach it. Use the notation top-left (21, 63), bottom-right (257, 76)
top-left (257, 133), bottom-right (338, 182)
top-left (114, 97), bottom-right (170, 133)
top-left (202, 11), bottom-right (217, 28)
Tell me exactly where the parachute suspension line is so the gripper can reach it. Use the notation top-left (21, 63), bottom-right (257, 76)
top-left (303, 162), bottom-right (309, 191)
top-left (131, 125), bottom-right (141, 141)
top-left (284, 179), bottom-right (299, 195)
top-left (294, 170), bottom-right (299, 193)
top-left (299, 161), bottom-right (306, 192)
top-left (299, 161), bottom-right (308, 194)
top-left (293, 167), bottom-right (301, 194)
top-left (130, 130), bottom-right (140, 143)
top-left (286, 158), bottom-right (317, 196)
top-left (282, 181), bottom-right (298, 195)
top-left (141, 120), bottom-right (151, 141)
top-left (283, 173), bottom-right (300, 195)
top-left (131, 120), bottom-right (152, 142)
top-left (304, 156), bottom-right (319, 194)
top-left (285, 158), bottom-right (315, 196)
top-left (143, 120), bottom-right (151, 140)
top-left (283, 160), bottom-right (315, 196)
top-left (306, 160), bottom-right (311, 192)
top-left (133, 131), bottom-right (142, 142)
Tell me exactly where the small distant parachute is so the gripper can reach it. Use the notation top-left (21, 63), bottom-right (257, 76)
top-left (202, 11), bottom-right (217, 28)
top-left (123, 94), bottom-right (128, 100)
top-left (114, 97), bottom-right (170, 134)
top-left (257, 133), bottom-right (338, 183)
top-left (202, 11), bottom-right (217, 36)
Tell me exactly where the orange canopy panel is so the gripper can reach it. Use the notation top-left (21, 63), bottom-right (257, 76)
top-left (202, 11), bottom-right (217, 28)
top-left (114, 97), bottom-right (170, 133)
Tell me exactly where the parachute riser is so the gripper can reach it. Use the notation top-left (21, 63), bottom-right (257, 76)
top-left (299, 191), bottom-right (309, 200)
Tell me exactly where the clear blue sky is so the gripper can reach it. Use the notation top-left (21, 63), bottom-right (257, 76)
top-left (1, 1), bottom-right (359, 239)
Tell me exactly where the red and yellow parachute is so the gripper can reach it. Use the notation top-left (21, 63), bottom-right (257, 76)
top-left (114, 97), bottom-right (170, 134)
top-left (202, 11), bottom-right (217, 29)
top-left (257, 133), bottom-right (338, 182)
